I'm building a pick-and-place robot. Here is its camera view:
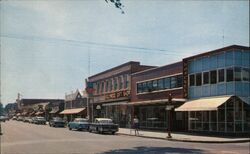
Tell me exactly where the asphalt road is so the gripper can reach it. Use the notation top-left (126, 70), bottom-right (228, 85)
top-left (0, 120), bottom-right (249, 154)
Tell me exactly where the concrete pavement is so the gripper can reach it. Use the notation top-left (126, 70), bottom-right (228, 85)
top-left (118, 128), bottom-right (250, 143)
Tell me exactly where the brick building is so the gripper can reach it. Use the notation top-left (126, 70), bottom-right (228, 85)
top-left (87, 61), bottom-right (155, 127)
top-left (130, 62), bottom-right (187, 131)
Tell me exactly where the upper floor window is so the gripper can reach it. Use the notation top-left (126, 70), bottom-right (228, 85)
top-left (210, 70), bottom-right (217, 84)
top-left (234, 67), bottom-right (242, 81)
top-left (242, 68), bottom-right (250, 81)
top-left (97, 83), bottom-right (100, 94)
top-left (101, 82), bottom-right (104, 93)
top-left (109, 79), bottom-right (113, 91)
top-left (218, 69), bottom-right (225, 82)
top-left (177, 75), bottom-right (183, 87)
top-left (118, 76), bottom-right (123, 90)
top-left (152, 80), bottom-right (158, 91)
top-left (171, 76), bottom-right (177, 88)
top-left (189, 74), bottom-right (195, 86)
top-left (147, 81), bottom-right (153, 92)
top-left (137, 83), bottom-right (143, 93)
top-left (226, 68), bottom-right (234, 82)
top-left (203, 72), bottom-right (209, 84)
top-left (158, 79), bottom-right (164, 90)
top-left (196, 73), bottom-right (202, 86)
top-left (164, 78), bottom-right (171, 89)
top-left (105, 81), bottom-right (109, 92)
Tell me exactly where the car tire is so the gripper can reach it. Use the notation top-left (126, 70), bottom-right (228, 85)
top-left (112, 132), bottom-right (115, 135)
top-left (69, 127), bottom-right (72, 130)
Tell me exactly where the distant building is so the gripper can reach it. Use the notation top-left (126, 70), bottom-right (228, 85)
top-left (60, 89), bottom-right (87, 122)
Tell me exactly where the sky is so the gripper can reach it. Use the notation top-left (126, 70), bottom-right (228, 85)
top-left (0, 0), bottom-right (249, 106)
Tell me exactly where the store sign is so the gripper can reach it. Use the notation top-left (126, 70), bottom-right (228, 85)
top-left (105, 90), bottom-right (130, 100)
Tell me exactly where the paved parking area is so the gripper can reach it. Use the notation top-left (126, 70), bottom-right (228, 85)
top-left (1, 121), bottom-right (249, 154)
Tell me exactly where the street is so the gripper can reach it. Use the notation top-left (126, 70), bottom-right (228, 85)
top-left (0, 121), bottom-right (249, 154)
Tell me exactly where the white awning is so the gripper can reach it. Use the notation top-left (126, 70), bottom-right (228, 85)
top-left (60, 108), bottom-right (85, 114)
top-left (175, 96), bottom-right (231, 111)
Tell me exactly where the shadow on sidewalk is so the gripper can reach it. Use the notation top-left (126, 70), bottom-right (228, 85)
top-left (102, 146), bottom-right (205, 154)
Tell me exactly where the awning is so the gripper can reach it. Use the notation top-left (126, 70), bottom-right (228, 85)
top-left (175, 96), bottom-right (231, 111)
top-left (102, 101), bottom-right (128, 106)
top-left (35, 111), bottom-right (44, 115)
top-left (49, 108), bottom-right (59, 114)
top-left (129, 98), bottom-right (186, 106)
top-left (60, 108), bottom-right (85, 115)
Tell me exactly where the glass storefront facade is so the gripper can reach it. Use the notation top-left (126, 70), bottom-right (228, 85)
top-left (188, 97), bottom-right (250, 132)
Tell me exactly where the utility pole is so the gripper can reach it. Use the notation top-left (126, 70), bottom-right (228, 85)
top-left (166, 93), bottom-right (173, 138)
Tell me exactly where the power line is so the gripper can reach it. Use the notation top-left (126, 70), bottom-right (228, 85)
top-left (0, 34), bottom-right (189, 56)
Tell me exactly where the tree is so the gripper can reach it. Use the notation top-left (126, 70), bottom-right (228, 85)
top-left (105, 0), bottom-right (125, 14)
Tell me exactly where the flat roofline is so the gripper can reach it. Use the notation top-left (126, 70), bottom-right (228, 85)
top-left (131, 61), bottom-right (182, 76)
top-left (183, 45), bottom-right (249, 61)
top-left (88, 61), bottom-right (155, 79)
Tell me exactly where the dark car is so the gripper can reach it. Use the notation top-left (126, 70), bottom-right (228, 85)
top-left (89, 118), bottom-right (119, 134)
top-left (34, 116), bottom-right (46, 125)
top-left (49, 117), bottom-right (66, 127)
top-left (68, 118), bottom-right (89, 131)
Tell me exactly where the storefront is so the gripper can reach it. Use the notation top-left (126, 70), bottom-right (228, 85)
top-left (60, 108), bottom-right (86, 122)
top-left (176, 96), bottom-right (250, 133)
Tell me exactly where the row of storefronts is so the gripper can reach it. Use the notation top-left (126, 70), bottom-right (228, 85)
top-left (86, 45), bottom-right (250, 134)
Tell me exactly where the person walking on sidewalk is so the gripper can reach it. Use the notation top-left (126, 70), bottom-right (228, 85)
top-left (133, 116), bottom-right (139, 136)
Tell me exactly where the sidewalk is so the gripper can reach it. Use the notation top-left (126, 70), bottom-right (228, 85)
top-left (117, 128), bottom-right (250, 143)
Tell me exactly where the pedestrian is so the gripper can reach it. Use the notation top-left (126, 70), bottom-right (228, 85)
top-left (133, 115), bottom-right (139, 136)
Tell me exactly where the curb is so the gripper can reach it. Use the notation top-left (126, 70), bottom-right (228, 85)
top-left (117, 133), bottom-right (250, 144)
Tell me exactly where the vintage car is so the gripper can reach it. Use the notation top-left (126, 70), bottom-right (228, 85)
top-left (68, 118), bottom-right (89, 131)
top-left (49, 117), bottom-right (66, 127)
top-left (88, 118), bottom-right (119, 134)
top-left (12, 116), bottom-right (17, 120)
top-left (34, 116), bottom-right (46, 125)
top-left (0, 115), bottom-right (9, 122)
top-left (17, 116), bottom-right (24, 121)
top-left (24, 117), bottom-right (31, 123)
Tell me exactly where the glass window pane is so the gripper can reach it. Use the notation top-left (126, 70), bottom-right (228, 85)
top-left (137, 83), bottom-right (142, 93)
top-left (152, 80), bottom-right (158, 91)
top-left (164, 78), bottom-right (171, 89)
top-left (242, 68), bottom-right (250, 81)
top-left (189, 75), bottom-right (195, 86)
top-left (218, 69), bottom-right (225, 82)
top-left (142, 82), bottom-right (147, 92)
top-left (158, 79), bottom-right (164, 90)
top-left (147, 81), bottom-right (152, 92)
top-left (203, 72), bottom-right (209, 84)
top-left (171, 76), bottom-right (177, 88)
top-left (177, 75), bottom-right (183, 87)
top-left (242, 51), bottom-right (250, 67)
top-left (210, 55), bottom-right (217, 69)
top-left (217, 52), bottom-right (225, 68)
top-left (234, 67), bottom-right (242, 81)
top-left (202, 57), bottom-right (209, 71)
top-left (196, 73), bottom-right (202, 86)
top-left (234, 51), bottom-right (242, 66)
top-left (226, 68), bottom-right (234, 82)
top-left (210, 70), bottom-right (217, 84)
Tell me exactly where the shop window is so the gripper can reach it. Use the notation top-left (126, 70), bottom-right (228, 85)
top-left (164, 77), bottom-right (171, 89)
top-left (234, 67), bottom-right (242, 81)
top-left (226, 68), bottom-right (234, 82)
top-left (242, 68), bottom-right (250, 81)
top-left (152, 80), bottom-right (158, 91)
top-left (171, 76), bottom-right (177, 88)
top-left (157, 79), bottom-right (164, 90)
top-left (176, 75), bottom-right (183, 87)
top-left (195, 73), bottom-right (202, 86)
top-left (137, 83), bottom-right (143, 94)
top-left (189, 74), bottom-right (195, 86)
top-left (210, 70), bottom-right (217, 84)
top-left (203, 72), bottom-right (209, 84)
top-left (218, 69), bottom-right (225, 82)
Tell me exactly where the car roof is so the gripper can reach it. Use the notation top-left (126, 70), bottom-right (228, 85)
top-left (95, 118), bottom-right (112, 121)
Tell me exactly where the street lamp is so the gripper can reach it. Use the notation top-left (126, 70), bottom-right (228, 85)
top-left (166, 93), bottom-right (173, 138)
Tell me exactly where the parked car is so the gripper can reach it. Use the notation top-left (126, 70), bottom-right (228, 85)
top-left (31, 117), bottom-right (37, 123)
top-left (12, 116), bottom-right (17, 120)
top-left (49, 117), bottom-right (66, 127)
top-left (24, 117), bottom-right (31, 123)
top-left (68, 118), bottom-right (89, 131)
top-left (34, 116), bottom-right (46, 125)
top-left (0, 115), bottom-right (9, 122)
top-left (88, 118), bottom-right (119, 134)
top-left (17, 116), bottom-right (24, 121)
